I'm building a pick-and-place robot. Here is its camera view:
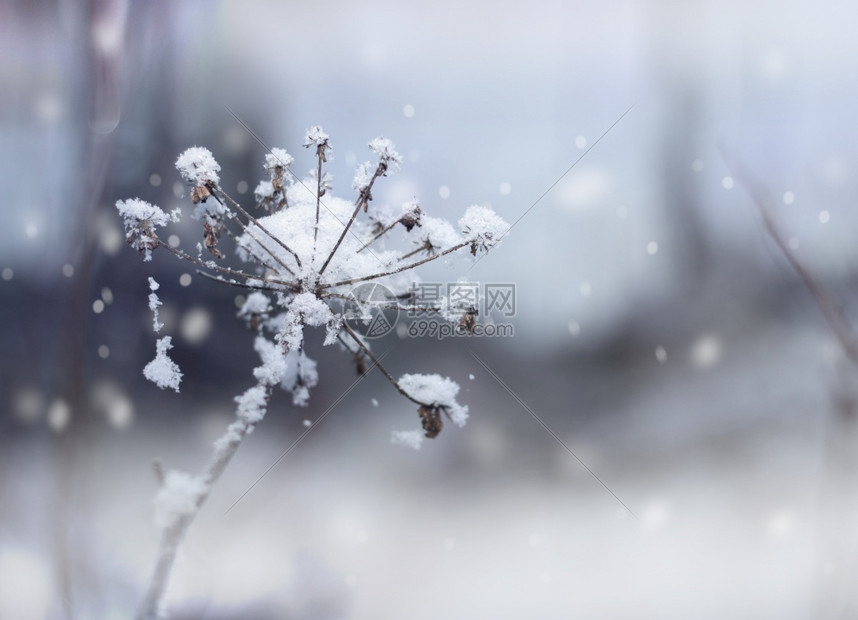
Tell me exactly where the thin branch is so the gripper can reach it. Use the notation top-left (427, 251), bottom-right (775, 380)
top-left (195, 270), bottom-right (296, 293)
top-left (339, 323), bottom-right (429, 407)
top-left (157, 239), bottom-right (301, 293)
top-left (224, 106), bottom-right (390, 273)
top-left (314, 149), bottom-right (323, 246)
top-left (216, 214), bottom-right (294, 278)
top-left (321, 290), bottom-right (442, 314)
top-left (317, 162), bottom-right (386, 278)
top-left (398, 241), bottom-right (432, 262)
top-left (236, 225), bottom-right (297, 278)
top-left (726, 154), bottom-right (858, 365)
top-left (320, 240), bottom-right (471, 290)
top-left (136, 384), bottom-right (274, 620)
top-left (215, 186), bottom-right (302, 269)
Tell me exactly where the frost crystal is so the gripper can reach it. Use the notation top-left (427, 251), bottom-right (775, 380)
top-left (254, 180), bottom-right (275, 201)
top-left (282, 349), bottom-right (318, 406)
top-left (252, 336), bottom-right (288, 386)
top-left (235, 385), bottom-right (269, 425)
top-left (116, 198), bottom-right (174, 231)
top-left (303, 125), bottom-right (330, 148)
top-left (288, 292), bottom-right (334, 327)
top-left (264, 147), bottom-right (294, 172)
top-left (418, 216), bottom-right (462, 252)
top-left (242, 292), bottom-right (272, 315)
top-left (175, 146), bottom-right (221, 185)
top-left (154, 470), bottom-right (208, 529)
top-left (459, 205), bottom-right (510, 255)
top-left (368, 137), bottom-right (402, 173)
top-left (398, 373), bottom-right (469, 426)
top-left (143, 336), bottom-right (182, 392)
top-left (238, 291), bottom-right (272, 329)
top-left (352, 161), bottom-right (375, 191)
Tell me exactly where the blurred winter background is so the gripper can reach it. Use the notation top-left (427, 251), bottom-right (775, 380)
top-left (3, 0), bottom-right (858, 617)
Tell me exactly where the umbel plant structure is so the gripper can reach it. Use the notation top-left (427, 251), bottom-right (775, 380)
top-left (116, 126), bottom-right (509, 618)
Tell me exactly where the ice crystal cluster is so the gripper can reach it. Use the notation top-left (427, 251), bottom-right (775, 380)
top-left (117, 126), bottom-right (509, 446)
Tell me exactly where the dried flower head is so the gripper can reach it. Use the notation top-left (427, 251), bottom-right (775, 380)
top-left (118, 126), bottom-right (509, 441)
top-left (115, 198), bottom-right (180, 261)
top-left (175, 146), bottom-right (221, 186)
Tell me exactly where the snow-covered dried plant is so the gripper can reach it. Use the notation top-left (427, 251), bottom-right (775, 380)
top-left (117, 126), bottom-right (508, 618)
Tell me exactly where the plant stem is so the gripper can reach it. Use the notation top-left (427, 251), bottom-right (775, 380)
top-left (357, 220), bottom-right (398, 253)
top-left (195, 270), bottom-right (298, 293)
top-left (156, 240), bottom-right (281, 285)
top-left (317, 162), bottom-right (386, 277)
top-left (339, 323), bottom-right (428, 407)
top-left (136, 385), bottom-right (273, 619)
top-left (314, 150), bottom-right (323, 247)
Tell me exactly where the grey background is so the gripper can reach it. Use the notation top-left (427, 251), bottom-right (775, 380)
top-left (2, 0), bottom-right (858, 618)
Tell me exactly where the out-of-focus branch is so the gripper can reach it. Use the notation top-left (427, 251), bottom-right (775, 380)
top-left (724, 152), bottom-right (858, 365)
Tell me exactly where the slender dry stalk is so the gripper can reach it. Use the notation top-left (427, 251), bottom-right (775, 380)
top-left (724, 153), bottom-right (858, 363)
top-left (136, 385), bottom-right (271, 620)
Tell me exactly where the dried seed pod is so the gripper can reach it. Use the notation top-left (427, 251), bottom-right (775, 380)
top-left (191, 184), bottom-right (212, 204)
top-left (272, 170), bottom-right (285, 192)
top-left (130, 233), bottom-right (158, 257)
top-left (399, 203), bottom-right (422, 232)
top-left (399, 214), bottom-right (421, 232)
top-left (418, 405), bottom-right (443, 438)
top-left (459, 307), bottom-right (478, 334)
top-left (203, 221), bottom-right (222, 258)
